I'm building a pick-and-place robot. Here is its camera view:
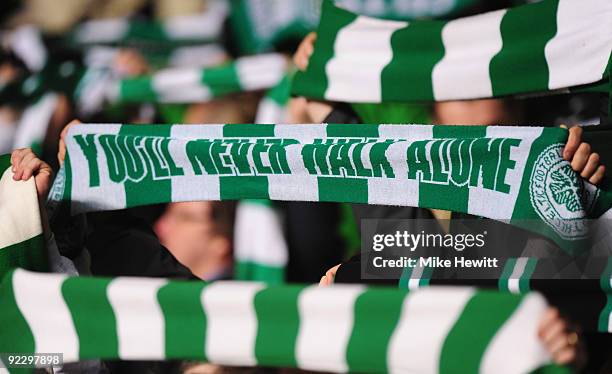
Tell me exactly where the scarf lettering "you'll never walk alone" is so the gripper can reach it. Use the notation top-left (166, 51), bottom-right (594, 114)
top-left (51, 123), bottom-right (612, 254)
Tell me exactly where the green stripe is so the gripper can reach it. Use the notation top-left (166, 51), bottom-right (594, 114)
top-left (511, 127), bottom-right (567, 221)
top-left (398, 266), bottom-right (432, 289)
top-left (0, 235), bottom-right (47, 280)
top-left (439, 291), bottom-right (523, 373)
top-left (419, 182), bottom-right (469, 212)
top-left (119, 125), bottom-right (173, 208)
top-left (432, 125), bottom-right (487, 139)
top-left (0, 154), bottom-right (10, 173)
top-left (266, 75), bottom-right (292, 106)
top-left (158, 280), bottom-right (208, 360)
top-left (235, 261), bottom-right (285, 283)
top-left (518, 258), bottom-right (538, 293)
top-left (498, 258), bottom-right (517, 292)
top-left (119, 78), bottom-right (158, 102)
top-left (63, 153), bottom-right (73, 210)
top-left (62, 276), bottom-right (118, 358)
top-left (420, 266), bottom-right (433, 286)
top-left (223, 124), bottom-right (275, 137)
top-left (291, 0), bottom-right (358, 99)
top-left (326, 124), bottom-right (379, 138)
top-left (507, 128), bottom-right (584, 254)
top-left (530, 364), bottom-right (574, 374)
top-left (202, 64), bottom-right (242, 97)
top-left (254, 285), bottom-right (302, 367)
top-left (317, 177), bottom-right (368, 204)
top-left (220, 176), bottom-right (269, 200)
top-left (490, 0), bottom-right (558, 96)
top-left (398, 266), bottom-right (413, 289)
top-left (600, 258), bottom-right (612, 292)
top-left (346, 289), bottom-right (406, 373)
top-left (598, 294), bottom-right (612, 333)
top-left (0, 270), bottom-right (35, 354)
top-left (418, 126), bottom-right (486, 212)
top-left (127, 21), bottom-right (167, 43)
top-left (381, 20), bottom-right (445, 101)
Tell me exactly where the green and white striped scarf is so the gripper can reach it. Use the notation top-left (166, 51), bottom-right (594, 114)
top-left (229, 0), bottom-right (483, 54)
top-left (291, 0), bottom-right (612, 103)
top-left (401, 256), bottom-right (612, 333)
top-left (0, 156), bottom-right (47, 280)
top-left (230, 0), bottom-right (320, 54)
top-left (234, 199), bottom-right (288, 283)
top-left (68, 0), bottom-right (228, 47)
top-left (111, 54), bottom-right (287, 103)
top-left (255, 74), bottom-right (292, 124)
top-left (600, 258), bottom-right (612, 333)
top-left (12, 93), bottom-right (59, 154)
top-left (0, 268), bottom-right (569, 374)
top-left (54, 123), bottom-right (612, 254)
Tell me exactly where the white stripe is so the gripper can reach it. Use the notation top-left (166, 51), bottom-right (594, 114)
top-left (325, 16), bottom-right (407, 102)
top-left (67, 125), bottom-right (126, 214)
top-left (608, 309), bottom-right (612, 333)
top-left (202, 282), bottom-right (265, 365)
top-left (273, 124), bottom-right (327, 142)
top-left (153, 69), bottom-right (212, 102)
top-left (0, 168), bottom-right (42, 249)
top-left (163, 0), bottom-right (228, 39)
top-left (13, 93), bottom-right (59, 149)
top-left (236, 54), bottom-right (286, 91)
top-left (268, 125), bottom-right (324, 201)
top-left (12, 270), bottom-right (79, 361)
top-left (168, 45), bottom-right (227, 68)
top-left (75, 19), bottom-right (129, 44)
top-left (170, 124), bottom-right (225, 139)
top-left (268, 173), bottom-right (319, 202)
top-left (377, 124), bottom-right (434, 140)
top-left (545, 0), bottom-right (612, 90)
top-left (296, 285), bottom-right (366, 372)
top-left (407, 264), bottom-right (425, 290)
top-left (480, 293), bottom-right (552, 374)
top-left (468, 126), bottom-right (543, 219)
top-left (507, 258), bottom-right (529, 294)
top-left (368, 140), bottom-right (419, 207)
top-left (387, 287), bottom-right (475, 374)
top-left (432, 9), bottom-right (506, 100)
top-left (8, 26), bottom-right (47, 71)
top-left (107, 277), bottom-right (168, 360)
top-left (157, 87), bottom-right (212, 103)
top-left (234, 202), bottom-right (288, 266)
top-left (255, 99), bottom-right (287, 124)
top-left (168, 127), bottom-right (221, 202)
top-left (0, 122), bottom-right (15, 154)
top-left (369, 125), bottom-right (434, 207)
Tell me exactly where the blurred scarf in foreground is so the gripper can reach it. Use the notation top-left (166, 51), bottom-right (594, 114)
top-left (0, 268), bottom-right (569, 374)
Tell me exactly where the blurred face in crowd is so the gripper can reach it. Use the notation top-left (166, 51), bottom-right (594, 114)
top-left (155, 201), bottom-right (231, 280)
top-left (0, 62), bottom-right (18, 84)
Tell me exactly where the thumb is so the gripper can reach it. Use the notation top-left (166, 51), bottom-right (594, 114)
top-left (58, 119), bottom-right (81, 166)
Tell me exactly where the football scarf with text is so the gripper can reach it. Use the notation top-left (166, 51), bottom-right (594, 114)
top-left (51, 123), bottom-right (612, 255)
